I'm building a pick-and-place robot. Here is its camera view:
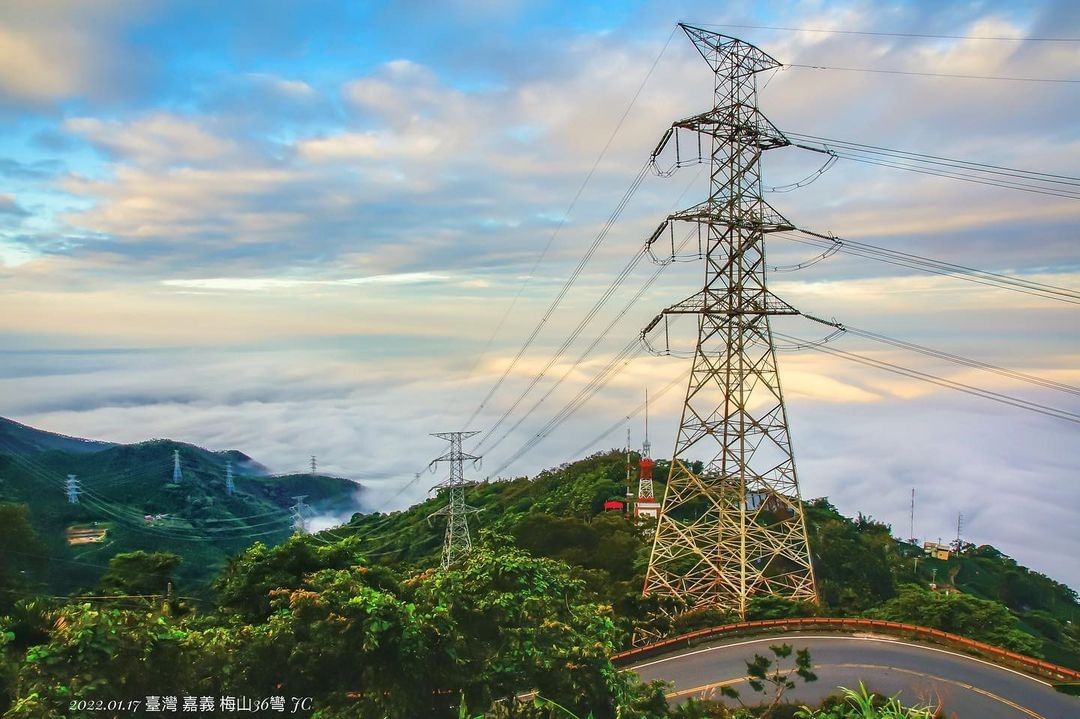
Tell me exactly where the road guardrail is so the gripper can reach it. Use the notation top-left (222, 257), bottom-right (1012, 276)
top-left (613, 616), bottom-right (1080, 683)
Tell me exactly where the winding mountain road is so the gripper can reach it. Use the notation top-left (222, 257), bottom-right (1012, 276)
top-left (628, 633), bottom-right (1078, 718)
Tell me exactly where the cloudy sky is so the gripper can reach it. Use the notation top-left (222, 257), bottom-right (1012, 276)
top-left (1, 1), bottom-right (1077, 587)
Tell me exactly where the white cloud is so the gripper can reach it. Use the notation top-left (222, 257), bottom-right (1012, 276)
top-left (0, 0), bottom-right (151, 104)
top-left (66, 114), bottom-right (240, 167)
top-left (297, 131), bottom-right (442, 161)
top-left (0, 27), bottom-right (85, 100)
top-left (1, 0), bottom-right (1078, 591)
top-left (161, 272), bottom-right (451, 291)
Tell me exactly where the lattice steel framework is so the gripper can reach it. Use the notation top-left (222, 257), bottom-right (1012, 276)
top-left (641, 25), bottom-right (817, 618)
top-left (66, 474), bottom-right (80, 504)
top-left (427, 431), bottom-right (481, 569)
top-left (291, 495), bottom-right (309, 534)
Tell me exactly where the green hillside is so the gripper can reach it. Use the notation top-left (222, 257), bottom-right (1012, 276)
top-left (323, 449), bottom-right (1080, 667)
top-left (1, 440), bottom-right (1077, 718)
top-left (0, 419), bottom-right (363, 596)
top-left (0, 417), bottom-right (114, 456)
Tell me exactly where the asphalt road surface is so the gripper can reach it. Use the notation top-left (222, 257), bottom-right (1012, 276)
top-left (629, 633), bottom-right (1079, 718)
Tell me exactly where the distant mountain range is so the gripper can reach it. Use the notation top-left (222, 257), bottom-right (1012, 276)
top-left (0, 416), bottom-right (116, 456)
top-left (0, 416), bottom-right (364, 594)
top-left (3, 416), bottom-right (1077, 671)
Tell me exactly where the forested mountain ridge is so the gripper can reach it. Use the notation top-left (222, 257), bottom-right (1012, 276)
top-left (328, 449), bottom-right (1080, 667)
top-left (0, 417), bottom-right (362, 594)
top-left (1, 422), bottom-right (1077, 717)
top-left (0, 417), bottom-right (115, 456)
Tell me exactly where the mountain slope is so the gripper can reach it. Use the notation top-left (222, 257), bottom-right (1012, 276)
top-left (0, 416), bottom-right (115, 456)
top-left (0, 419), bottom-right (364, 595)
top-left (322, 449), bottom-right (1080, 667)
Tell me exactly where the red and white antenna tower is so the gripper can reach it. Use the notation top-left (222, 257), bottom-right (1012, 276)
top-left (635, 389), bottom-right (660, 518)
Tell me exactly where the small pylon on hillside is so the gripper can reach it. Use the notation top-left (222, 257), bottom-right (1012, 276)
top-left (427, 431), bottom-right (481, 569)
top-left (171, 449), bottom-right (183, 484)
top-left (65, 474), bottom-right (80, 504)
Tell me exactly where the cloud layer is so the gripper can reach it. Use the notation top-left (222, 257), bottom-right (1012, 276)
top-left (1, 1), bottom-right (1077, 588)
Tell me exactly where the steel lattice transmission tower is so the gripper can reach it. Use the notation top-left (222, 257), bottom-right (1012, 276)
top-left (427, 431), bottom-right (481, 569)
top-left (641, 25), bottom-right (817, 618)
top-left (171, 449), bottom-right (183, 484)
top-left (291, 495), bottom-right (310, 534)
top-left (65, 474), bottom-right (81, 504)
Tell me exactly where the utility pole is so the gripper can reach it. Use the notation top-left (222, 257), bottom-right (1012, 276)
top-left (290, 495), bottom-right (309, 534)
top-left (641, 25), bottom-right (817, 619)
top-left (427, 432), bottom-right (481, 569)
top-left (643, 388), bottom-right (650, 458)
top-left (909, 488), bottom-right (916, 545)
top-left (65, 474), bottom-right (80, 504)
top-left (171, 449), bottom-right (183, 484)
top-left (225, 460), bottom-right (235, 496)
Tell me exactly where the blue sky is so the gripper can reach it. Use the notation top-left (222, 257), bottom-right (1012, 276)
top-left (1, 0), bottom-right (1078, 587)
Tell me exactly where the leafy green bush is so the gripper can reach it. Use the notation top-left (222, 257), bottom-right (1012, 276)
top-left (865, 584), bottom-right (1042, 656)
top-left (794, 684), bottom-right (935, 719)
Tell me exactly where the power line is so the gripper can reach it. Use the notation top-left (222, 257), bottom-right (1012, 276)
top-left (785, 135), bottom-right (1080, 199)
top-left (777, 230), bottom-right (1080, 305)
top-left (800, 149), bottom-right (1080, 199)
top-left (6, 455), bottom-right (294, 541)
top-left (821, 320), bottom-right (1080, 398)
top-left (465, 160), bottom-right (651, 428)
top-left (6, 451), bottom-right (305, 526)
top-left (475, 168), bottom-right (706, 455)
top-left (776, 331), bottom-right (1080, 424)
top-left (480, 226), bottom-right (699, 456)
top-left (566, 366), bottom-right (691, 461)
top-left (460, 25), bottom-right (678, 428)
top-left (490, 334), bottom-right (644, 475)
top-left (471, 166), bottom-right (651, 444)
top-left (684, 22), bottom-right (1080, 43)
top-left (785, 131), bottom-right (1080, 184)
top-left (784, 63), bottom-right (1080, 84)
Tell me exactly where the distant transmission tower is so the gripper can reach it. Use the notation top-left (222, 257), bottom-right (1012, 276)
top-left (427, 431), bottom-right (481, 569)
top-left (641, 25), bottom-right (817, 618)
top-left (171, 449), bottom-right (183, 484)
top-left (225, 460), bottom-right (235, 496)
top-left (291, 495), bottom-right (309, 534)
top-left (65, 474), bottom-right (80, 504)
top-left (310, 455), bottom-right (317, 477)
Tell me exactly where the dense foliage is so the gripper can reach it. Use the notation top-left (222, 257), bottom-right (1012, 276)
top-left (866, 584), bottom-right (1043, 655)
top-left (1, 533), bottom-right (670, 718)
top-left (1, 431), bottom-right (1077, 716)
top-left (0, 428), bottom-right (361, 594)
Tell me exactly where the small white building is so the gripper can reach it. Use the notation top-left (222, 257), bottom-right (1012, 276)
top-left (635, 498), bottom-right (661, 519)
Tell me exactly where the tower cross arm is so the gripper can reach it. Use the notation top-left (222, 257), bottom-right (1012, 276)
top-left (670, 107), bottom-right (789, 149)
top-left (679, 24), bottom-right (784, 74)
top-left (428, 450), bottom-right (481, 466)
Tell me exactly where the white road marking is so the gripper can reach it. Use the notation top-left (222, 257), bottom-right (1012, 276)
top-left (628, 633), bottom-right (1052, 687)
